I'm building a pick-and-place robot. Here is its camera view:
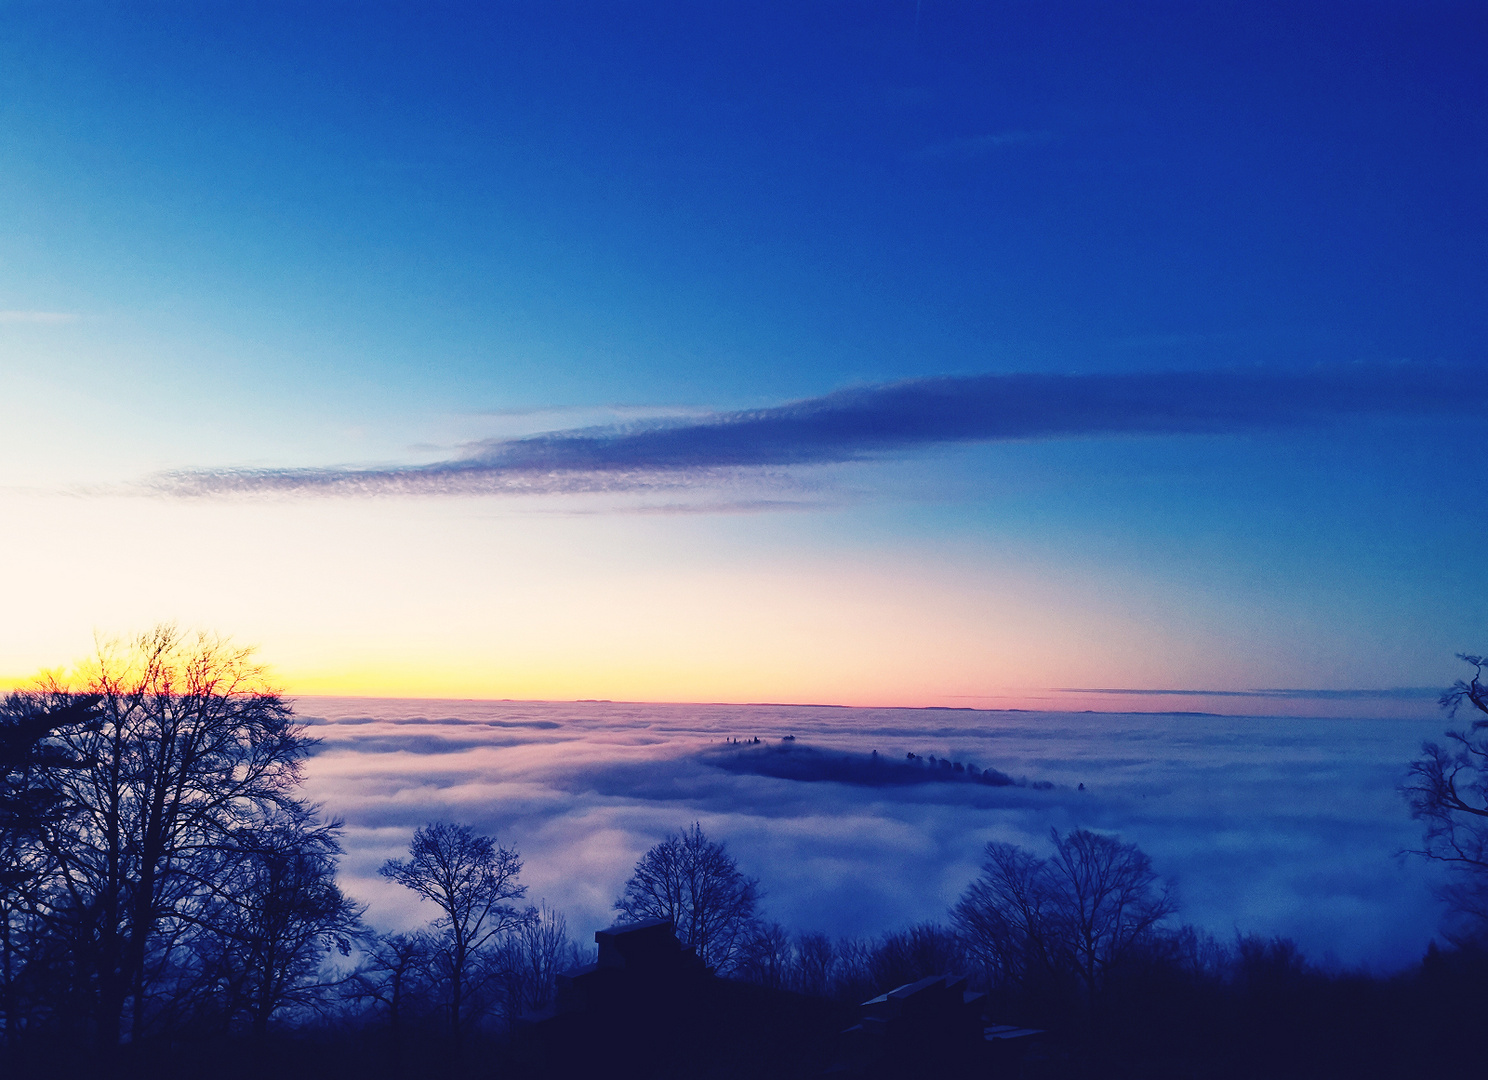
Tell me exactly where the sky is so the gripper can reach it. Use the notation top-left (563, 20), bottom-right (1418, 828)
top-left (2, 2), bottom-right (1485, 705)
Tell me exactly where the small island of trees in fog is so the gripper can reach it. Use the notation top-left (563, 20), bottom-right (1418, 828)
top-left (704, 738), bottom-right (1056, 789)
top-left (3, 627), bottom-right (1487, 1079)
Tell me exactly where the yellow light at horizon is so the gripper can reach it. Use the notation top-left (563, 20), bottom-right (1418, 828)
top-left (0, 491), bottom-right (1277, 707)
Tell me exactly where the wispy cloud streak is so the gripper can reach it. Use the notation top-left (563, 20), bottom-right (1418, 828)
top-left (1057, 687), bottom-right (1440, 701)
top-left (156, 364), bottom-right (1485, 497)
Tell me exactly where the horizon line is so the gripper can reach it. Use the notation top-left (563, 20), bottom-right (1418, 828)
top-left (283, 687), bottom-right (1445, 719)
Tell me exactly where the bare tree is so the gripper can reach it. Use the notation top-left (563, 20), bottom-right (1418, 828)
top-left (345, 930), bottom-right (438, 1069)
top-left (516, 902), bottom-right (576, 1012)
top-left (0, 695), bottom-right (97, 1043)
top-left (0, 695), bottom-right (96, 884)
top-left (498, 902), bottom-right (578, 1017)
top-left (953, 828), bottom-right (1174, 999)
top-left (1046, 828), bottom-right (1175, 995)
top-left (794, 931), bottom-right (835, 997)
top-left (348, 931), bottom-right (436, 1028)
top-left (736, 921), bottom-right (793, 989)
top-left (613, 823), bottom-right (760, 972)
top-left (32, 627), bottom-right (312, 1047)
top-left (831, 936), bottom-right (878, 1003)
top-left (197, 805), bottom-right (363, 1037)
top-left (952, 841), bottom-right (1058, 989)
top-left (379, 822), bottom-right (528, 1043)
top-left (1404, 653), bottom-right (1488, 941)
top-left (867, 922), bottom-right (967, 992)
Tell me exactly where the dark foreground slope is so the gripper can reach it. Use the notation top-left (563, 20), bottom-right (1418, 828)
top-left (11, 933), bottom-right (1487, 1080)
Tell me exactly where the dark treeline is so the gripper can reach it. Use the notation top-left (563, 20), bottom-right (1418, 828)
top-left (717, 886), bottom-right (1488, 1079)
top-left (0, 629), bottom-right (361, 1052)
top-left (586, 821), bottom-right (1488, 1080)
top-left (3, 631), bottom-right (1488, 1079)
top-left (0, 630), bottom-right (592, 1078)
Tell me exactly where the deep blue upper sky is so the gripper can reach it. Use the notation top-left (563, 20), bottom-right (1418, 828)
top-left (6, 2), bottom-right (1484, 412)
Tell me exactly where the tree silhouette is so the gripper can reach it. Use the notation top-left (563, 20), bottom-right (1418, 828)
top-left (31, 627), bottom-right (313, 1047)
top-left (953, 841), bottom-right (1056, 989)
top-left (498, 902), bottom-right (578, 1016)
top-left (953, 827), bottom-right (1174, 999)
top-left (735, 921), bottom-right (792, 989)
top-left (379, 822), bottom-right (528, 1044)
top-left (793, 931), bottom-right (835, 997)
top-left (867, 922), bottom-right (966, 992)
top-left (1404, 653), bottom-right (1488, 940)
top-left (614, 823), bottom-right (759, 972)
top-left (198, 805), bottom-right (363, 1038)
top-left (346, 931), bottom-right (437, 1068)
top-left (0, 695), bottom-right (97, 1046)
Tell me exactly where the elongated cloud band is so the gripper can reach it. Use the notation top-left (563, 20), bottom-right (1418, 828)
top-left (1057, 687), bottom-right (1438, 701)
top-left (159, 364), bottom-right (1485, 496)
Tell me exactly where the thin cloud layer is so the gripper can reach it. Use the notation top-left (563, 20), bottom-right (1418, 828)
top-left (155, 364), bottom-right (1485, 497)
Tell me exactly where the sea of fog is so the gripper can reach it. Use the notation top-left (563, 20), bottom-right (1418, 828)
top-left (295, 697), bottom-right (1452, 972)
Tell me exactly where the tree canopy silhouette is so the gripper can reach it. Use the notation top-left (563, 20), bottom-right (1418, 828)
top-left (614, 823), bottom-right (760, 972)
top-left (952, 827), bottom-right (1175, 999)
top-left (379, 822), bottom-right (528, 1042)
top-left (1, 694), bottom-right (99, 1044)
top-left (200, 804), bottom-right (363, 1038)
top-left (34, 627), bottom-right (316, 1045)
top-left (1404, 653), bottom-right (1488, 941)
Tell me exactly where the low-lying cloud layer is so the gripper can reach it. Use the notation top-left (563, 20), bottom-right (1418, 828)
top-left (297, 697), bottom-right (1449, 971)
top-left (157, 364), bottom-right (1484, 497)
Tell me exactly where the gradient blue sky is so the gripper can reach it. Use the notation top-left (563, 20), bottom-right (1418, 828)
top-left (2, 2), bottom-right (1484, 702)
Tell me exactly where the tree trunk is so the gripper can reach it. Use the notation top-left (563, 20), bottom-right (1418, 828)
top-left (450, 935), bottom-right (465, 1058)
top-left (0, 908), bottom-right (14, 1048)
top-left (96, 969), bottom-right (126, 1050)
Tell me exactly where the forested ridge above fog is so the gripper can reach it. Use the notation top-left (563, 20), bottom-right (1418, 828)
top-left (702, 738), bottom-right (1035, 789)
